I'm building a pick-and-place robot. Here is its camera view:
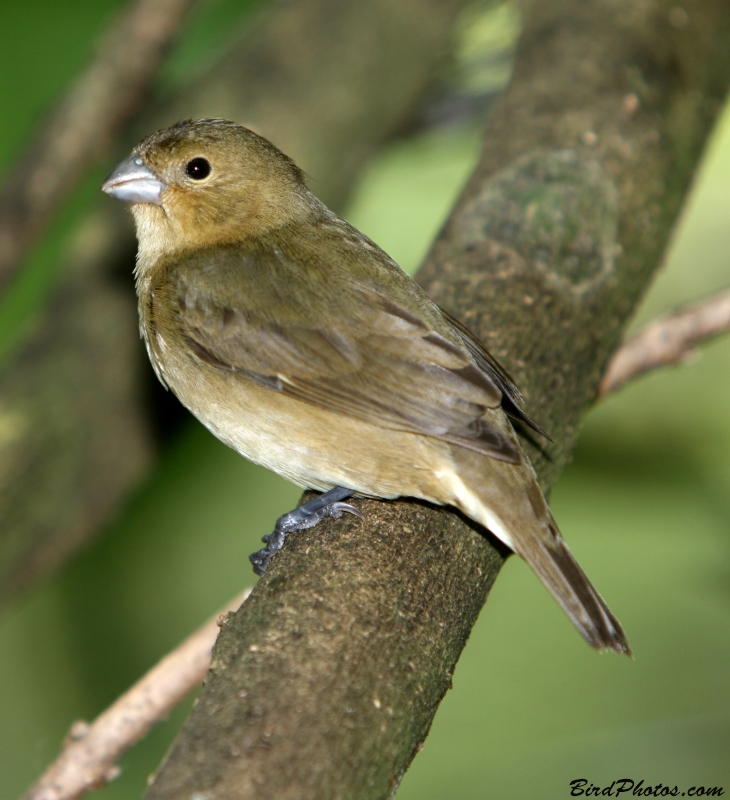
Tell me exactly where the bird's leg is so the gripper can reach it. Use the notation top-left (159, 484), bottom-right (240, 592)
top-left (250, 486), bottom-right (362, 576)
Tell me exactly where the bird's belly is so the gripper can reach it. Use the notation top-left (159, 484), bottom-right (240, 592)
top-left (160, 354), bottom-right (449, 502)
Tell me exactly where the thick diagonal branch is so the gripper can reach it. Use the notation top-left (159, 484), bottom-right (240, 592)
top-left (141, 2), bottom-right (730, 799)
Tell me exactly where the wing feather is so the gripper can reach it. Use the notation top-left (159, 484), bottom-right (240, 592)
top-left (169, 229), bottom-right (541, 462)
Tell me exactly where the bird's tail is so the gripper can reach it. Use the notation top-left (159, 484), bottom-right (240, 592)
top-left (446, 448), bottom-right (631, 656)
top-left (511, 513), bottom-right (631, 655)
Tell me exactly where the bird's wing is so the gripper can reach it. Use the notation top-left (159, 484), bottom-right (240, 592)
top-left (168, 234), bottom-right (532, 463)
top-left (439, 309), bottom-right (549, 439)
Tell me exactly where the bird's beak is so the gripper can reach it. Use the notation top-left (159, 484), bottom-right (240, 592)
top-left (101, 154), bottom-right (167, 205)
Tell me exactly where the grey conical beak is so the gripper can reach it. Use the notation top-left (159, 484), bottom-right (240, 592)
top-left (101, 153), bottom-right (167, 205)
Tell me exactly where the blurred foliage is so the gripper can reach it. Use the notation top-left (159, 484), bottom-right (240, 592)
top-left (346, 125), bottom-right (483, 274)
top-left (0, 0), bottom-right (123, 361)
top-left (417, 0), bottom-right (521, 129)
top-left (0, 0), bottom-right (263, 364)
top-left (453, 0), bottom-right (521, 96)
top-left (0, 1), bottom-right (728, 798)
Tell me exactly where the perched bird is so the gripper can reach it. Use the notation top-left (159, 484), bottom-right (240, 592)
top-left (102, 118), bottom-right (630, 655)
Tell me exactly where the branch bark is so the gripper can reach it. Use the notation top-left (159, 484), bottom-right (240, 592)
top-left (0, 0), bottom-right (475, 610)
top-left (598, 286), bottom-right (730, 396)
top-left (138, 2), bottom-right (730, 799)
top-left (0, 0), bottom-right (199, 297)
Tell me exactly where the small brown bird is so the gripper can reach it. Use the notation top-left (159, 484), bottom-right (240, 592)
top-left (102, 118), bottom-right (629, 655)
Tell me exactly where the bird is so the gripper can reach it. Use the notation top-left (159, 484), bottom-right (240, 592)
top-left (101, 118), bottom-right (630, 655)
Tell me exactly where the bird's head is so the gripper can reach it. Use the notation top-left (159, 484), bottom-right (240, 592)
top-left (102, 119), bottom-right (314, 259)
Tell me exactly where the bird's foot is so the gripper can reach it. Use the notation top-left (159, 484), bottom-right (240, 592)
top-left (250, 486), bottom-right (361, 576)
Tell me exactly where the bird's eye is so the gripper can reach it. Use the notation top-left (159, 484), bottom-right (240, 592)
top-left (185, 157), bottom-right (211, 180)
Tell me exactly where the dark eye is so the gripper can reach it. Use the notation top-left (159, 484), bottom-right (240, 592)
top-left (185, 157), bottom-right (211, 180)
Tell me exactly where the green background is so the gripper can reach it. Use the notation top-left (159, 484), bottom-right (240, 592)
top-left (0, 1), bottom-right (728, 798)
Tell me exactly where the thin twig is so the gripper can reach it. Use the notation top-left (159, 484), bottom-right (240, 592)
top-left (598, 287), bottom-right (730, 397)
top-left (21, 590), bottom-right (250, 800)
top-left (0, 0), bottom-right (199, 296)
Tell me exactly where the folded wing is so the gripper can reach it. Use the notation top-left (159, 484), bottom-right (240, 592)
top-left (169, 230), bottom-right (541, 463)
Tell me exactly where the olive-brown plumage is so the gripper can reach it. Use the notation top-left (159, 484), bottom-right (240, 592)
top-left (102, 118), bottom-right (630, 655)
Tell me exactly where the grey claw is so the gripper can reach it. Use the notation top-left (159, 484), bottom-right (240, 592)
top-left (329, 502), bottom-right (363, 520)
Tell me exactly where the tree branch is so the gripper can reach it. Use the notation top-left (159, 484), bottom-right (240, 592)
top-left (0, 0), bottom-right (199, 297)
top-left (598, 286), bottom-right (730, 396)
top-left (138, 2), bottom-right (730, 798)
top-left (21, 591), bottom-right (250, 800)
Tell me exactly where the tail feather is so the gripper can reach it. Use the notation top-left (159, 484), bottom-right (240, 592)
top-left (514, 517), bottom-right (631, 655)
top-left (445, 444), bottom-right (631, 656)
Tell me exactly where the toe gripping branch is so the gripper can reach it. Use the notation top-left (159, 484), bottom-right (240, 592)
top-left (249, 486), bottom-right (362, 576)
